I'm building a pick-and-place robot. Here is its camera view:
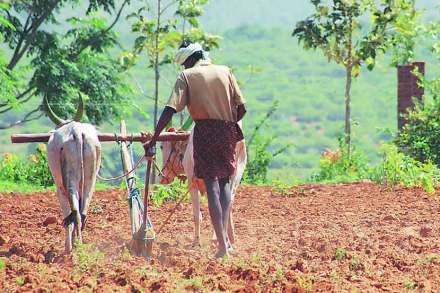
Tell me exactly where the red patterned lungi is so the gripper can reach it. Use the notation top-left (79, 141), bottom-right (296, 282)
top-left (193, 119), bottom-right (244, 179)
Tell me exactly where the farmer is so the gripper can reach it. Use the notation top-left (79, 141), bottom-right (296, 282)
top-left (143, 41), bottom-right (246, 258)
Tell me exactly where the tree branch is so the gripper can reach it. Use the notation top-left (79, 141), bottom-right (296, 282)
top-left (0, 86), bottom-right (35, 108)
top-left (103, 0), bottom-right (129, 35)
top-left (0, 92), bottom-right (35, 114)
top-left (8, 13), bottom-right (32, 67)
top-left (160, 0), bottom-right (179, 16)
top-left (7, 0), bottom-right (62, 70)
top-left (0, 107), bottom-right (43, 129)
top-left (72, 0), bottom-right (129, 57)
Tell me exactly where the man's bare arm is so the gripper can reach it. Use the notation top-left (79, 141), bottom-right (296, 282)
top-left (144, 106), bottom-right (176, 150)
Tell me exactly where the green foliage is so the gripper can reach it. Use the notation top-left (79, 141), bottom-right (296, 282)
top-left (403, 279), bottom-right (418, 290)
top-left (389, 1), bottom-right (420, 66)
top-left (126, 0), bottom-right (220, 69)
top-left (0, 144), bottom-right (53, 187)
top-left (244, 101), bottom-right (292, 184)
top-left (15, 276), bottom-right (25, 286)
top-left (271, 179), bottom-right (294, 197)
top-left (396, 16), bottom-right (440, 166)
top-left (334, 247), bottom-right (347, 261)
top-left (151, 180), bottom-right (188, 207)
top-left (0, 0), bottom-right (133, 127)
top-left (73, 241), bottom-right (105, 273)
top-left (293, 0), bottom-right (415, 156)
top-left (372, 144), bottom-right (439, 194)
top-left (311, 137), bottom-right (370, 182)
top-left (0, 257), bottom-right (5, 270)
top-left (293, 0), bottom-right (414, 71)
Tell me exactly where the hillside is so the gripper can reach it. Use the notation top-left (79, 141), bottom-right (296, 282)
top-left (1, 1), bottom-right (439, 181)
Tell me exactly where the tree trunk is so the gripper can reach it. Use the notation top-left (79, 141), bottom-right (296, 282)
top-left (151, 0), bottom-right (161, 184)
top-left (345, 13), bottom-right (353, 160)
top-left (344, 64), bottom-right (352, 160)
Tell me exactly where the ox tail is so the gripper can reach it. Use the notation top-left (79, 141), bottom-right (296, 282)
top-left (77, 131), bottom-right (85, 231)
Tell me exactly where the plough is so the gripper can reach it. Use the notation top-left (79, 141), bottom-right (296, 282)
top-left (11, 124), bottom-right (190, 258)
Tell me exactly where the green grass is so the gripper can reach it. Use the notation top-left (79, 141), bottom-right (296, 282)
top-left (0, 180), bottom-right (53, 193)
top-left (0, 180), bottom-right (112, 193)
top-left (0, 257), bottom-right (6, 270)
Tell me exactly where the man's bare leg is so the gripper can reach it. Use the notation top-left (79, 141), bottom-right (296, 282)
top-left (205, 178), bottom-right (229, 258)
top-left (218, 177), bottom-right (233, 250)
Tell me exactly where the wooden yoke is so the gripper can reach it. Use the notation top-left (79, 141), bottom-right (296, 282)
top-left (11, 132), bottom-right (190, 144)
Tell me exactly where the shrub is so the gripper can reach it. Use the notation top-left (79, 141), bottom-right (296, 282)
top-left (151, 180), bottom-right (189, 207)
top-left (396, 96), bottom-right (440, 166)
top-left (371, 144), bottom-right (439, 194)
top-left (243, 100), bottom-right (292, 184)
top-left (0, 144), bottom-right (53, 187)
top-left (310, 138), bottom-right (370, 182)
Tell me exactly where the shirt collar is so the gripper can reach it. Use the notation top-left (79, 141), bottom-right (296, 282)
top-left (194, 59), bottom-right (212, 67)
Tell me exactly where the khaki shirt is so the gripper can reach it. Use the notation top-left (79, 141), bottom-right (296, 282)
top-left (166, 60), bottom-right (245, 122)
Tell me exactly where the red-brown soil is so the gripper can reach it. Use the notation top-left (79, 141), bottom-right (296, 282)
top-left (1, 183), bottom-right (439, 292)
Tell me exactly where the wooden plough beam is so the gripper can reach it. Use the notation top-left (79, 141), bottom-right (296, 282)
top-left (11, 132), bottom-right (190, 144)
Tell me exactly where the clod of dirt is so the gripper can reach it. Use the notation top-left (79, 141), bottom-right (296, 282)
top-left (44, 250), bottom-right (56, 263)
top-left (383, 215), bottom-right (397, 221)
top-left (182, 267), bottom-right (194, 279)
top-left (43, 216), bottom-right (57, 226)
top-left (149, 280), bottom-right (163, 291)
top-left (0, 235), bottom-right (10, 245)
top-left (419, 225), bottom-right (432, 238)
top-left (291, 260), bottom-right (306, 273)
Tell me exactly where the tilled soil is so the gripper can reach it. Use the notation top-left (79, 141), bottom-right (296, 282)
top-left (0, 183), bottom-right (439, 292)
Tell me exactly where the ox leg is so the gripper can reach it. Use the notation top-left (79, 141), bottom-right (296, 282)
top-left (68, 188), bottom-right (82, 245)
top-left (56, 188), bottom-right (74, 253)
top-left (227, 206), bottom-right (235, 245)
top-left (80, 144), bottom-right (99, 231)
top-left (190, 188), bottom-right (202, 247)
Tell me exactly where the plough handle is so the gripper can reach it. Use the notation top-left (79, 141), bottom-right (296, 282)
top-left (143, 157), bottom-right (153, 227)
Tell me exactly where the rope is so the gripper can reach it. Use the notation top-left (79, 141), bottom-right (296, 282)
top-left (97, 155), bottom-right (145, 181)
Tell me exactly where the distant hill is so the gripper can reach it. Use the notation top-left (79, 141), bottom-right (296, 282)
top-left (1, 1), bottom-right (439, 182)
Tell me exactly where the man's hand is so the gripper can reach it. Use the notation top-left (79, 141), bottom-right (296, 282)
top-left (143, 141), bottom-right (156, 158)
top-left (142, 106), bottom-right (176, 157)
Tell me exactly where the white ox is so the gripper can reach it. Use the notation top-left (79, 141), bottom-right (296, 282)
top-left (45, 96), bottom-right (101, 253)
top-left (160, 125), bottom-right (247, 246)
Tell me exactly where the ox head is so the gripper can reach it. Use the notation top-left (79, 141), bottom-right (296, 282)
top-left (44, 94), bottom-right (84, 127)
top-left (159, 128), bottom-right (187, 184)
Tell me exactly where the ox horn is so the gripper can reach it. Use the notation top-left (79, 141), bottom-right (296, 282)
top-left (44, 95), bottom-right (66, 126)
top-left (73, 93), bottom-right (84, 122)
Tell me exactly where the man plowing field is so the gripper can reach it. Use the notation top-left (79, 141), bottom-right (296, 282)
top-left (144, 41), bottom-right (247, 258)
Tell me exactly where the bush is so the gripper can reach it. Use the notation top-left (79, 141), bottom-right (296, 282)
top-left (371, 144), bottom-right (439, 194)
top-left (310, 138), bottom-right (370, 182)
top-left (151, 180), bottom-right (189, 207)
top-left (0, 144), bottom-right (53, 187)
top-left (396, 97), bottom-right (440, 166)
top-left (244, 136), bottom-right (274, 184)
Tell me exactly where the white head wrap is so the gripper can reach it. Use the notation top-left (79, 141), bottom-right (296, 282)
top-left (175, 42), bottom-right (209, 65)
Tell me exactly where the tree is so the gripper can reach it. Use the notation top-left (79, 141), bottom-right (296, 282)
top-left (124, 0), bottom-right (220, 129)
top-left (124, 0), bottom-right (220, 183)
top-left (396, 15), bottom-right (440, 164)
top-left (0, 0), bottom-right (133, 128)
top-left (292, 0), bottom-right (414, 158)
